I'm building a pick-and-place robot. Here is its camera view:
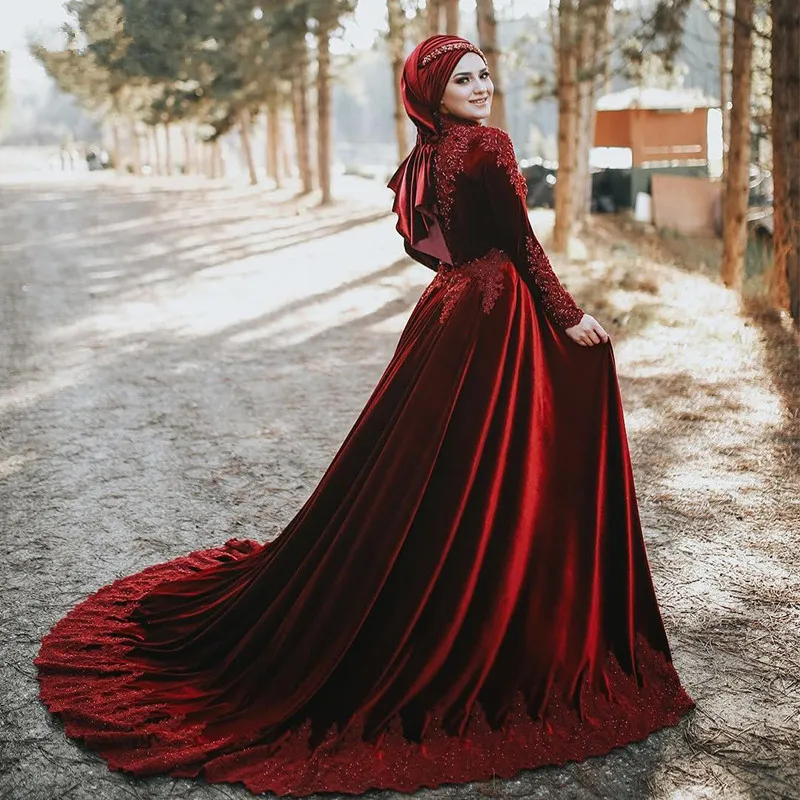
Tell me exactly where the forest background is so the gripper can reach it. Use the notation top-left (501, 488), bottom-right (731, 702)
top-left (0, 0), bottom-right (797, 323)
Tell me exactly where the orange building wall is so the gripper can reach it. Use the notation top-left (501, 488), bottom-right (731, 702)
top-left (595, 108), bottom-right (708, 165)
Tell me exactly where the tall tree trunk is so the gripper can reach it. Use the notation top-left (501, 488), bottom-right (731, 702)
top-left (201, 141), bottom-right (210, 177)
top-left (387, 0), bottom-right (409, 162)
top-left (553, 0), bottom-right (579, 253)
top-left (110, 119), bottom-right (122, 173)
top-left (572, 0), bottom-right (609, 222)
top-left (206, 141), bottom-right (217, 178)
top-left (293, 57), bottom-right (313, 194)
top-left (719, 0), bottom-right (731, 179)
top-left (428, 0), bottom-right (442, 35)
top-left (164, 123), bottom-right (174, 176)
top-left (476, 0), bottom-right (507, 129)
top-left (720, 0), bottom-right (754, 290)
top-left (239, 108), bottom-right (259, 186)
top-left (144, 125), bottom-right (154, 173)
top-left (266, 103), bottom-right (282, 188)
top-left (128, 119), bottom-right (141, 176)
top-left (182, 125), bottom-right (192, 175)
top-left (770, 0), bottom-right (800, 321)
top-left (151, 125), bottom-right (162, 175)
top-left (212, 139), bottom-right (224, 179)
top-left (444, 0), bottom-right (459, 34)
top-left (317, 22), bottom-right (333, 205)
top-left (281, 116), bottom-right (293, 180)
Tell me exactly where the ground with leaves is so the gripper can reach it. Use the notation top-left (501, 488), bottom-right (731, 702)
top-left (0, 171), bottom-right (798, 800)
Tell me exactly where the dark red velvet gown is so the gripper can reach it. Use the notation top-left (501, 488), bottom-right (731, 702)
top-left (36, 116), bottom-right (694, 796)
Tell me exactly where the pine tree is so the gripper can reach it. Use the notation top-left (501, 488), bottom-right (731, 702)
top-left (476, 0), bottom-right (507, 129)
top-left (770, 0), bottom-right (800, 323)
top-left (720, 0), bottom-right (754, 290)
top-left (387, 0), bottom-right (409, 163)
top-left (553, 0), bottom-right (578, 253)
top-left (0, 51), bottom-right (10, 139)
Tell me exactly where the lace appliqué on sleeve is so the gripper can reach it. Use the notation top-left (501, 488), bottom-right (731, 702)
top-left (524, 235), bottom-right (585, 329)
top-left (433, 127), bottom-right (474, 232)
top-left (480, 129), bottom-right (584, 330)
top-left (478, 128), bottom-right (528, 202)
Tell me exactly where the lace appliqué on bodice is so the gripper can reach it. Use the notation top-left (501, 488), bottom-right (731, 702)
top-left (434, 123), bottom-right (526, 233)
top-left (436, 248), bottom-right (507, 322)
top-left (433, 118), bottom-right (584, 330)
top-left (431, 124), bottom-right (512, 322)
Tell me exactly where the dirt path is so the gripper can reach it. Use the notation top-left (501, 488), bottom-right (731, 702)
top-left (1, 174), bottom-right (798, 800)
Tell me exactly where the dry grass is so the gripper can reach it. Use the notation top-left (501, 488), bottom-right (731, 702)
top-left (0, 182), bottom-right (798, 800)
top-left (550, 213), bottom-right (800, 799)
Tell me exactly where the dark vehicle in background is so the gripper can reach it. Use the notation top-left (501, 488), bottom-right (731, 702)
top-left (520, 159), bottom-right (558, 208)
top-left (85, 145), bottom-right (111, 171)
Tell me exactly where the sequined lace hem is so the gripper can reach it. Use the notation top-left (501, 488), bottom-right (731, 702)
top-left (36, 541), bottom-right (694, 797)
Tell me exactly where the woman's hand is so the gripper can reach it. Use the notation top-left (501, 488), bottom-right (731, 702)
top-left (565, 314), bottom-right (609, 346)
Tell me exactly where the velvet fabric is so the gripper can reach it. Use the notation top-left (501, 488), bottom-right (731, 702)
top-left (35, 48), bottom-right (694, 799)
top-left (388, 35), bottom-right (485, 267)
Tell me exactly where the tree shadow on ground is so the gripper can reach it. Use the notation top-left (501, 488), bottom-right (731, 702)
top-left (2, 188), bottom-right (797, 800)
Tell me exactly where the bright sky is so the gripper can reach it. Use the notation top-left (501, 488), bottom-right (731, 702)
top-left (1, 0), bottom-right (550, 89)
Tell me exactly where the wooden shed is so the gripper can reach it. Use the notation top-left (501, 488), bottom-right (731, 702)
top-left (594, 87), bottom-right (712, 166)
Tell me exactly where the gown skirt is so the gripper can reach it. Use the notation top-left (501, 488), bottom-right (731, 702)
top-left (36, 252), bottom-right (694, 796)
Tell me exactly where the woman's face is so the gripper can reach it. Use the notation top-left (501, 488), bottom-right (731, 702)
top-left (439, 52), bottom-right (493, 122)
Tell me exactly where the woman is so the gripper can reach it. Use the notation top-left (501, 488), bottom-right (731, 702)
top-left (36, 35), bottom-right (694, 797)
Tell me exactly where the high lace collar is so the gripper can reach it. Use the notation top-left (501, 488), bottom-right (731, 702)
top-left (438, 113), bottom-right (483, 135)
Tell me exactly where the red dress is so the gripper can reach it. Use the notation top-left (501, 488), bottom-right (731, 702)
top-left (36, 116), bottom-right (694, 796)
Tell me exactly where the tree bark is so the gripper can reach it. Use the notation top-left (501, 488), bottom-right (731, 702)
top-left (476, 0), bottom-right (507, 130)
top-left (770, 0), bottom-right (800, 321)
top-left (206, 141), bottom-right (216, 178)
top-left (572, 0), bottom-right (610, 222)
top-left (128, 119), bottom-right (142, 176)
top-left (317, 22), bottom-right (333, 205)
top-left (151, 125), bottom-right (162, 175)
top-left (720, 0), bottom-right (754, 290)
top-left (212, 139), bottom-right (224, 179)
top-left (266, 103), bottom-right (282, 188)
top-left (553, 0), bottom-right (579, 253)
top-left (110, 119), bottom-right (122, 173)
top-left (281, 116), bottom-right (293, 180)
top-left (292, 66), bottom-right (313, 194)
top-left (719, 0), bottom-right (731, 179)
top-left (239, 108), bottom-right (259, 186)
top-left (181, 125), bottom-right (192, 175)
top-left (164, 123), bottom-right (174, 176)
top-left (387, 0), bottom-right (409, 162)
top-left (428, 0), bottom-right (442, 35)
top-left (444, 0), bottom-right (459, 34)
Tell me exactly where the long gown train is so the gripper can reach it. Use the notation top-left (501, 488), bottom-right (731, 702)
top-left (36, 255), bottom-right (693, 796)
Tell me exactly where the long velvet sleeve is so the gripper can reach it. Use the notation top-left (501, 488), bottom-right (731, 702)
top-left (475, 129), bottom-right (584, 329)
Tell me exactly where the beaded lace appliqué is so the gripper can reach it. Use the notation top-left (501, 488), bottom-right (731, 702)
top-left (434, 121), bottom-right (584, 330)
top-left (524, 235), bottom-right (584, 328)
top-left (420, 41), bottom-right (485, 67)
top-left (435, 248), bottom-right (507, 322)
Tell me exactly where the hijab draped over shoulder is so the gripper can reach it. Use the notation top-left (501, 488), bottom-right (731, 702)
top-left (387, 35), bottom-right (486, 264)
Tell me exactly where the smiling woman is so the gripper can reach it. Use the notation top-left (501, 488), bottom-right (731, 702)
top-left (35, 33), bottom-right (694, 799)
top-left (439, 52), bottom-right (494, 120)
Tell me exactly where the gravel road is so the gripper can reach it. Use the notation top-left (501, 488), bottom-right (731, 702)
top-left (1, 173), bottom-right (798, 800)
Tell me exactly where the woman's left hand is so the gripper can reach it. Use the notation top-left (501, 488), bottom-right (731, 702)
top-left (565, 314), bottom-right (610, 346)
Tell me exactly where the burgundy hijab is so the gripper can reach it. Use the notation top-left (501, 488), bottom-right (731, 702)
top-left (387, 35), bottom-right (486, 264)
